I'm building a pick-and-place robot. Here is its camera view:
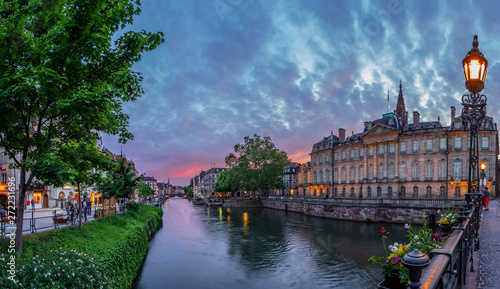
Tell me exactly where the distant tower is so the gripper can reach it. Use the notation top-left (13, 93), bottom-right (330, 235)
top-left (394, 80), bottom-right (408, 125)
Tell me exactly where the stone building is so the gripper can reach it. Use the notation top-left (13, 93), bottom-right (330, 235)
top-left (278, 162), bottom-right (300, 196)
top-left (298, 82), bottom-right (499, 200)
top-left (200, 167), bottom-right (227, 198)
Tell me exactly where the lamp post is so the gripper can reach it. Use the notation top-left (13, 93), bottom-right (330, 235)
top-left (480, 162), bottom-right (486, 192)
top-left (461, 35), bottom-right (488, 204)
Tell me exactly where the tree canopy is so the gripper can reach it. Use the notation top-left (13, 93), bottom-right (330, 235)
top-left (224, 134), bottom-right (289, 194)
top-left (137, 180), bottom-right (155, 202)
top-left (214, 168), bottom-right (240, 194)
top-left (0, 0), bottom-right (164, 253)
top-left (96, 158), bottom-right (140, 200)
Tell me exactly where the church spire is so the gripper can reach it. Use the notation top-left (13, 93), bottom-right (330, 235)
top-left (394, 80), bottom-right (408, 125)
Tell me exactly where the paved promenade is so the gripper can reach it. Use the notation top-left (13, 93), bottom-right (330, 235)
top-left (2, 206), bottom-right (100, 237)
top-left (475, 199), bottom-right (500, 288)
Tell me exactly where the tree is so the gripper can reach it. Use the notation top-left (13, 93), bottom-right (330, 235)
top-left (214, 168), bottom-right (240, 196)
top-left (96, 158), bottom-right (140, 200)
top-left (57, 139), bottom-right (113, 229)
top-left (0, 0), bottom-right (164, 253)
top-left (225, 134), bottom-right (289, 195)
top-left (137, 180), bottom-right (155, 203)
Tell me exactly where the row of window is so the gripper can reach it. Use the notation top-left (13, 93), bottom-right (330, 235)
top-left (307, 160), bottom-right (489, 184)
top-left (312, 137), bottom-right (490, 165)
top-left (308, 185), bottom-right (462, 199)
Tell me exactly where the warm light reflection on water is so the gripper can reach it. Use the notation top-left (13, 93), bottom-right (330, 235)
top-left (132, 198), bottom-right (410, 289)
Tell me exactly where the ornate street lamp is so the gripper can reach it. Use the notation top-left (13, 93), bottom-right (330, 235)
top-left (461, 35), bottom-right (488, 203)
top-left (480, 162), bottom-right (487, 192)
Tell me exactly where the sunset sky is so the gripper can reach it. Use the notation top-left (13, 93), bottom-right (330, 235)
top-left (102, 0), bottom-right (500, 186)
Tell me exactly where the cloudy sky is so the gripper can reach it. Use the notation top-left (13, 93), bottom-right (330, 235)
top-left (102, 0), bottom-right (500, 186)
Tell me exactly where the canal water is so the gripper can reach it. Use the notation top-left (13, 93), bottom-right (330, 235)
top-left (132, 198), bottom-right (409, 289)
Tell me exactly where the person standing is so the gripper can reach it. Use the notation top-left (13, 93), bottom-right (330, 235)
top-left (31, 199), bottom-right (35, 211)
top-left (483, 187), bottom-right (491, 211)
top-left (26, 199), bottom-right (30, 211)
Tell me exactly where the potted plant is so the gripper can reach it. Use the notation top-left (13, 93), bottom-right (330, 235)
top-left (369, 227), bottom-right (409, 288)
top-left (437, 207), bottom-right (459, 233)
top-left (370, 216), bottom-right (447, 288)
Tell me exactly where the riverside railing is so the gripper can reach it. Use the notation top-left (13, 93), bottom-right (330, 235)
top-left (265, 195), bottom-right (464, 208)
top-left (0, 205), bottom-right (126, 240)
top-left (401, 193), bottom-right (482, 289)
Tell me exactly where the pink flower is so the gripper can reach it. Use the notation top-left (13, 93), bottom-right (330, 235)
top-left (391, 256), bottom-right (400, 264)
top-left (380, 227), bottom-right (386, 233)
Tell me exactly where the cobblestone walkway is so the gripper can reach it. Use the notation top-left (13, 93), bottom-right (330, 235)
top-left (476, 199), bottom-right (500, 289)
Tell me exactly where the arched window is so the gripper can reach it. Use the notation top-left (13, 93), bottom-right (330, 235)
top-left (413, 186), bottom-right (419, 198)
top-left (359, 187), bottom-right (363, 199)
top-left (400, 187), bottom-right (406, 198)
top-left (342, 188), bottom-right (346, 197)
top-left (426, 186), bottom-right (432, 198)
top-left (350, 188), bottom-right (355, 198)
top-left (319, 189), bottom-right (323, 197)
top-left (334, 188), bottom-right (338, 197)
top-left (455, 186), bottom-right (460, 198)
top-left (440, 186), bottom-right (446, 198)
top-left (367, 187), bottom-right (372, 198)
top-left (313, 189), bottom-right (317, 197)
top-left (319, 169), bottom-right (324, 183)
top-left (377, 187), bottom-right (382, 198)
top-left (388, 187), bottom-right (393, 198)
top-left (303, 188), bottom-right (306, 196)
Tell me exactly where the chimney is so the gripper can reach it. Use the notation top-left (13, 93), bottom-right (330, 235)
top-left (339, 128), bottom-right (345, 142)
top-left (364, 121), bottom-right (370, 128)
top-left (413, 111), bottom-right (420, 126)
top-left (451, 106), bottom-right (456, 123)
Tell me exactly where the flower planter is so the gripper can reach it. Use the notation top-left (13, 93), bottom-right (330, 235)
top-left (440, 224), bottom-right (452, 233)
top-left (378, 272), bottom-right (407, 289)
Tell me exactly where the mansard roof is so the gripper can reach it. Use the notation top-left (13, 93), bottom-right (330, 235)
top-left (403, 121), bottom-right (445, 131)
top-left (449, 115), bottom-right (496, 131)
top-left (311, 133), bottom-right (339, 153)
top-left (363, 113), bottom-right (401, 133)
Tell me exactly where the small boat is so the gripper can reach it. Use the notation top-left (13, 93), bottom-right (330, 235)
top-left (193, 199), bottom-right (204, 205)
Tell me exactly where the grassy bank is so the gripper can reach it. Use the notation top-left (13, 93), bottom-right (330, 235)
top-left (1, 204), bottom-right (163, 288)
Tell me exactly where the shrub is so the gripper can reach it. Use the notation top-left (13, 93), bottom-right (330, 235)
top-left (127, 201), bottom-right (140, 211)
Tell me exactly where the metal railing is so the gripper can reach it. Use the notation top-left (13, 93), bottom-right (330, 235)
top-left (264, 195), bottom-right (464, 208)
top-left (401, 194), bottom-right (482, 289)
top-left (0, 205), bottom-right (127, 240)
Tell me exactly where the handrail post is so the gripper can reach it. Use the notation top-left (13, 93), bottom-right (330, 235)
top-left (402, 249), bottom-right (431, 289)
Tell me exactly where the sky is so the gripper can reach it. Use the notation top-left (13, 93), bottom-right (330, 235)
top-left (102, 0), bottom-right (500, 186)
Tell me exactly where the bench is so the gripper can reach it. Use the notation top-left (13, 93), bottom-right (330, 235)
top-left (52, 216), bottom-right (69, 224)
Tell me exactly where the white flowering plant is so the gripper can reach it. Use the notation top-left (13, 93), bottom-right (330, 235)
top-left (1, 249), bottom-right (108, 289)
top-left (437, 207), bottom-right (459, 226)
top-left (370, 214), bottom-right (447, 284)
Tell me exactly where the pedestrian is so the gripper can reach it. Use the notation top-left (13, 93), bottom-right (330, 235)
top-left (323, 193), bottom-right (329, 201)
top-left (31, 199), bottom-right (35, 211)
top-left (87, 199), bottom-right (92, 215)
top-left (82, 199), bottom-right (87, 214)
top-left (26, 199), bottom-right (30, 211)
top-left (483, 187), bottom-right (491, 211)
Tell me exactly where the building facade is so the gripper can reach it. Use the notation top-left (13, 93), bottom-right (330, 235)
top-left (298, 83), bottom-right (499, 200)
top-left (200, 167), bottom-right (227, 198)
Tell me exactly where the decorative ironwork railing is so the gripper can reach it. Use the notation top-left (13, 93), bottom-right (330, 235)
top-left (401, 194), bottom-right (482, 289)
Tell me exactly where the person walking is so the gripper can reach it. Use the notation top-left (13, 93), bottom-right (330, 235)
top-left (483, 187), bottom-right (491, 211)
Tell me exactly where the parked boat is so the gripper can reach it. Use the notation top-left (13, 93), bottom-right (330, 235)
top-left (193, 199), bottom-right (204, 206)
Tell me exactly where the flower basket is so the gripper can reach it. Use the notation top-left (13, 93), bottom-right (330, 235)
top-left (378, 271), bottom-right (407, 289)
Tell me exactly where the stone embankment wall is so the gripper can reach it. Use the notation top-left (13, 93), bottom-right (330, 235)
top-left (261, 200), bottom-right (441, 225)
top-left (222, 199), bottom-right (263, 208)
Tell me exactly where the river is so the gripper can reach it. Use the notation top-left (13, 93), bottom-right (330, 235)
top-left (132, 198), bottom-right (409, 289)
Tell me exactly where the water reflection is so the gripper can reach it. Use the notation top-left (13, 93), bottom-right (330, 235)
top-left (132, 198), bottom-right (409, 289)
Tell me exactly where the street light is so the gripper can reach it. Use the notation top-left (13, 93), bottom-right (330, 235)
top-left (461, 35), bottom-right (488, 203)
top-left (480, 162), bottom-right (487, 192)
